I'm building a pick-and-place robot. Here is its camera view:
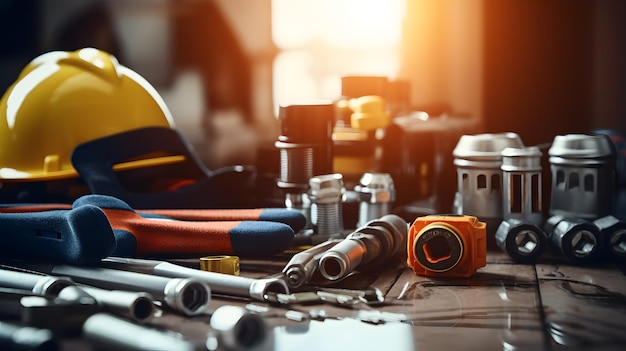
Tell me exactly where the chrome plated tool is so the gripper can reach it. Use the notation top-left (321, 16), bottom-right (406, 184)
top-left (8, 262), bottom-right (211, 316)
top-left (318, 214), bottom-right (407, 281)
top-left (102, 257), bottom-right (288, 302)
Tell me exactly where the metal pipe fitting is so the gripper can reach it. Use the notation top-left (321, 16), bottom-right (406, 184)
top-left (309, 173), bottom-right (345, 237)
top-left (0, 267), bottom-right (74, 296)
top-left (58, 285), bottom-right (155, 323)
top-left (501, 146), bottom-right (543, 225)
top-left (83, 313), bottom-right (196, 351)
top-left (593, 215), bottom-right (626, 260)
top-left (282, 239), bottom-right (341, 289)
top-left (102, 257), bottom-right (288, 302)
top-left (544, 216), bottom-right (602, 263)
top-left (275, 103), bottom-right (334, 187)
top-left (275, 103), bottom-right (335, 229)
top-left (0, 321), bottom-right (59, 351)
top-left (548, 133), bottom-right (617, 219)
top-left (318, 214), bottom-right (407, 281)
top-left (355, 173), bottom-right (395, 228)
top-left (209, 305), bottom-right (267, 350)
top-left (0, 267), bottom-right (155, 323)
top-left (10, 262), bottom-right (211, 316)
top-left (495, 218), bottom-right (546, 263)
top-left (452, 132), bottom-right (524, 219)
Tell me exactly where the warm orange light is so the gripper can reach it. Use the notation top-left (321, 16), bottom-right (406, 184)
top-left (272, 0), bottom-right (404, 49)
top-left (271, 0), bottom-right (406, 112)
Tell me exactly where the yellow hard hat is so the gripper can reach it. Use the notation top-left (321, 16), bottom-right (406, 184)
top-left (0, 48), bottom-right (177, 181)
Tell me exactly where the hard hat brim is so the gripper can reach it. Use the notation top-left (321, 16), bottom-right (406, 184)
top-left (0, 155), bottom-right (186, 182)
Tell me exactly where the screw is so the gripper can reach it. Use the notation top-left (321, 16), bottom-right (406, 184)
top-left (309, 174), bottom-right (344, 236)
top-left (355, 173), bottom-right (395, 228)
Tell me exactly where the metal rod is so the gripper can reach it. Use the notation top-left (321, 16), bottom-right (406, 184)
top-left (8, 262), bottom-right (211, 316)
top-left (102, 257), bottom-right (288, 301)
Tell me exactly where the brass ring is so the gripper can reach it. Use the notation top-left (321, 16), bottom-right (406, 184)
top-left (200, 255), bottom-right (240, 275)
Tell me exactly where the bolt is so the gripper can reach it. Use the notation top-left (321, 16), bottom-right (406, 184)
top-left (309, 174), bottom-right (344, 236)
top-left (355, 173), bottom-right (395, 228)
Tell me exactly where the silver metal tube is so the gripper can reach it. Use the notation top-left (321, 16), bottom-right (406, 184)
top-left (355, 173), bottom-right (395, 228)
top-left (11, 262), bottom-right (211, 316)
top-left (308, 174), bottom-right (345, 237)
top-left (0, 267), bottom-right (74, 296)
top-left (318, 214), bottom-right (408, 281)
top-left (319, 239), bottom-right (367, 280)
top-left (282, 239), bottom-right (341, 289)
top-left (0, 321), bottom-right (59, 351)
top-left (209, 305), bottom-right (267, 350)
top-left (83, 313), bottom-right (196, 351)
top-left (57, 285), bottom-right (155, 323)
top-left (102, 257), bottom-right (288, 301)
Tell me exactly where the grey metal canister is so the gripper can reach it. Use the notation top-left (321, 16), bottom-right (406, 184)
top-left (452, 132), bottom-right (524, 220)
top-left (548, 134), bottom-right (617, 220)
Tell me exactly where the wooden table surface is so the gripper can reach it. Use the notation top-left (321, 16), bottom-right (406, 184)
top-left (54, 244), bottom-right (626, 351)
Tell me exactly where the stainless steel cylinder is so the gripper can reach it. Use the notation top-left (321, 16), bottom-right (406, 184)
top-left (275, 102), bottom-right (334, 230)
top-left (453, 132), bottom-right (524, 219)
top-left (309, 173), bottom-right (345, 237)
top-left (83, 313), bottom-right (196, 351)
top-left (282, 239), bottom-right (341, 289)
top-left (0, 321), bottom-right (58, 351)
top-left (102, 257), bottom-right (289, 302)
top-left (501, 146), bottom-right (543, 225)
top-left (0, 268), bottom-right (74, 296)
top-left (545, 216), bottom-right (602, 263)
top-left (209, 305), bottom-right (267, 350)
top-left (548, 133), bottom-right (617, 219)
top-left (318, 214), bottom-right (407, 281)
top-left (58, 285), bottom-right (155, 323)
top-left (355, 172), bottom-right (395, 228)
top-left (11, 263), bottom-right (211, 316)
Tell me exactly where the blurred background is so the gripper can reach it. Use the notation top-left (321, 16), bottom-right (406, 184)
top-left (1, 0), bottom-right (624, 170)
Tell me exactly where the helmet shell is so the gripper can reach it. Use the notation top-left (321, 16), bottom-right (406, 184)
top-left (0, 48), bottom-right (175, 181)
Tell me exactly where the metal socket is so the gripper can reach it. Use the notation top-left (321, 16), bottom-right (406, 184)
top-left (546, 216), bottom-right (602, 263)
top-left (495, 218), bottom-right (546, 263)
top-left (209, 305), bottom-right (267, 350)
top-left (593, 215), bottom-right (626, 260)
